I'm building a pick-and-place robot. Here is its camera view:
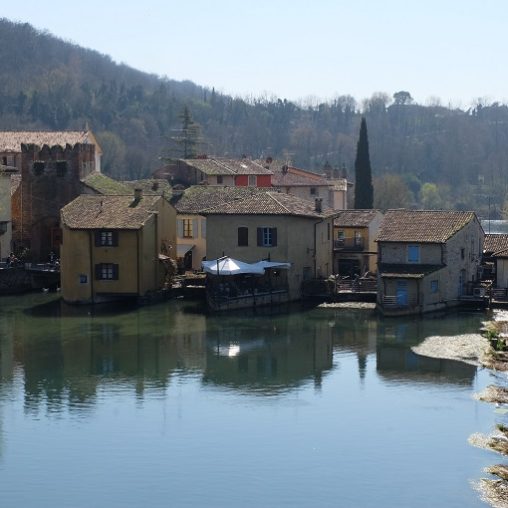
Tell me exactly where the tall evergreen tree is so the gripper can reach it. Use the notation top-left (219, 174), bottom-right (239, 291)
top-left (354, 117), bottom-right (374, 209)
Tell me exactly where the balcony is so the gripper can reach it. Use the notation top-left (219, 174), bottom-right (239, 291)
top-left (334, 237), bottom-right (365, 251)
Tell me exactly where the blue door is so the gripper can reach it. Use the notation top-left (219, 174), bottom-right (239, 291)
top-left (396, 280), bottom-right (408, 306)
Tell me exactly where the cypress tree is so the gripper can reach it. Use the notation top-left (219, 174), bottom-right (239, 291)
top-left (354, 117), bottom-right (374, 209)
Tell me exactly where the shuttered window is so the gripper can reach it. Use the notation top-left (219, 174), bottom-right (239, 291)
top-left (256, 227), bottom-right (277, 247)
top-left (238, 227), bottom-right (248, 246)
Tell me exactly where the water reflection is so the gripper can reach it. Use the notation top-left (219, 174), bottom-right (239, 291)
top-left (0, 295), bottom-right (487, 418)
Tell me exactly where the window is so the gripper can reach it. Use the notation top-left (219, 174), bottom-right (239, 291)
top-left (217, 175), bottom-right (223, 184)
top-left (95, 263), bottom-right (119, 280)
top-left (407, 245), bottom-right (420, 263)
top-left (248, 175), bottom-right (257, 186)
top-left (95, 230), bottom-right (118, 247)
top-left (33, 161), bottom-right (45, 175)
top-left (461, 248), bottom-right (465, 260)
top-left (257, 227), bottom-right (277, 247)
top-left (56, 160), bottom-right (67, 177)
top-left (431, 280), bottom-right (439, 293)
top-left (183, 219), bottom-right (193, 238)
top-left (1, 157), bottom-right (6, 165)
top-left (310, 187), bottom-right (317, 195)
top-left (238, 227), bottom-right (249, 246)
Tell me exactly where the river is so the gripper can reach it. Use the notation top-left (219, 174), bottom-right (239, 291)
top-left (0, 294), bottom-right (500, 507)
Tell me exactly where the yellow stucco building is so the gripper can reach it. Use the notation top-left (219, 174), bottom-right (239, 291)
top-left (60, 190), bottom-right (176, 304)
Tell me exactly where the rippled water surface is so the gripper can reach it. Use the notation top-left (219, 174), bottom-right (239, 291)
top-left (0, 295), bottom-right (501, 507)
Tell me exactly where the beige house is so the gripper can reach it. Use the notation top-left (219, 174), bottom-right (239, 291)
top-left (202, 193), bottom-right (335, 301)
top-left (333, 209), bottom-right (383, 275)
top-left (265, 159), bottom-right (349, 210)
top-left (377, 210), bottom-right (484, 315)
top-left (0, 164), bottom-right (17, 260)
top-left (170, 186), bottom-right (267, 271)
top-left (60, 190), bottom-right (176, 304)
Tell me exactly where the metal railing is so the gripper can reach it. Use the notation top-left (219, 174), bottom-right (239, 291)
top-left (334, 237), bottom-right (365, 250)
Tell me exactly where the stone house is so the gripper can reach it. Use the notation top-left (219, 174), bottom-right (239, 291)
top-left (0, 163), bottom-right (18, 259)
top-left (483, 234), bottom-right (508, 297)
top-left (263, 159), bottom-right (349, 210)
top-left (333, 209), bottom-right (383, 276)
top-left (376, 210), bottom-right (484, 315)
top-left (60, 190), bottom-right (176, 304)
top-left (202, 193), bottom-right (335, 301)
top-left (166, 157), bottom-right (273, 187)
top-left (170, 185), bottom-right (267, 271)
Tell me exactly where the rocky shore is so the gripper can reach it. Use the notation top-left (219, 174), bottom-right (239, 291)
top-left (412, 317), bottom-right (508, 508)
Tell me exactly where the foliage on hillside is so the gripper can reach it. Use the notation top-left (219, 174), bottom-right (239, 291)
top-left (1, 19), bottom-right (508, 216)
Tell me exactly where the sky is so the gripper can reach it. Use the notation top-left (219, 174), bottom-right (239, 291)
top-left (2, 0), bottom-right (507, 107)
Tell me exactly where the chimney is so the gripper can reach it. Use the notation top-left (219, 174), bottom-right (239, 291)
top-left (134, 188), bottom-right (143, 201)
top-left (315, 197), bottom-right (322, 213)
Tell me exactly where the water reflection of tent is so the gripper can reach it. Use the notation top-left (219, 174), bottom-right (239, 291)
top-left (202, 257), bottom-right (290, 276)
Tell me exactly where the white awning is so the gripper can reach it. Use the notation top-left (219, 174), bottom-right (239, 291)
top-left (202, 257), bottom-right (265, 276)
top-left (254, 260), bottom-right (291, 270)
top-left (177, 244), bottom-right (195, 257)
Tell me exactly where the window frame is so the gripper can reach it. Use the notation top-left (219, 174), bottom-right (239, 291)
top-left (95, 230), bottom-right (118, 247)
top-left (95, 263), bottom-right (119, 281)
top-left (407, 244), bottom-right (420, 263)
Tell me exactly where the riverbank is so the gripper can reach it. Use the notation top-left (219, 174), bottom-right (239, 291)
top-left (412, 318), bottom-right (508, 508)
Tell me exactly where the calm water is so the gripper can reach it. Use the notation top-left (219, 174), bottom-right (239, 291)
top-left (0, 294), bottom-right (501, 507)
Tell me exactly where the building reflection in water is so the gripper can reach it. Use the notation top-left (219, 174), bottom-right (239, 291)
top-left (0, 296), bottom-right (485, 420)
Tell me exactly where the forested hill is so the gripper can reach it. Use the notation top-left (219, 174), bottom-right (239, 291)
top-left (1, 18), bottom-right (508, 216)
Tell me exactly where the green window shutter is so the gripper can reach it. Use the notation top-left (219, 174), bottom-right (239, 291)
top-left (112, 231), bottom-right (119, 246)
top-left (94, 231), bottom-right (101, 247)
top-left (113, 264), bottom-right (119, 280)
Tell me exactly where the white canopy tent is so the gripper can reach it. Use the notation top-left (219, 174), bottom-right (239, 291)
top-left (202, 257), bottom-right (265, 276)
top-left (202, 257), bottom-right (291, 276)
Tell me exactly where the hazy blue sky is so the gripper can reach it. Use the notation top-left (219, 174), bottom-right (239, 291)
top-left (3, 0), bottom-right (506, 107)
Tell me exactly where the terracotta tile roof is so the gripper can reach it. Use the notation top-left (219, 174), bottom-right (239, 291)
top-left (264, 160), bottom-right (329, 187)
top-left (171, 185), bottom-right (266, 214)
top-left (484, 234), bottom-right (508, 254)
top-left (124, 178), bottom-right (172, 196)
top-left (81, 172), bottom-right (132, 195)
top-left (180, 158), bottom-right (273, 176)
top-left (377, 210), bottom-right (479, 243)
top-left (61, 194), bottom-right (161, 229)
top-left (201, 191), bottom-right (335, 218)
top-left (0, 130), bottom-right (97, 152)
top-left (334, 209), bottom-right (381, 228)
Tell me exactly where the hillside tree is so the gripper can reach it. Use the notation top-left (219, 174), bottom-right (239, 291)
top-left (354, 117), bottom-right (374, 209)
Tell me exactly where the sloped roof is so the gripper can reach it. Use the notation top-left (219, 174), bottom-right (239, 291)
top-left (0, 130), bottom-right (100, 152)
top-left (180, 158), bottom-right (273, 176)
top-left (266, 160), bottom-right (329, 187)
top-left (484, 234), bottom-right (508, 254)
top-left (377, 210), bottom-right (479, 243)
top-left (81, 172), bottom-right (132, 195)
top-left (124, 178), bottom-right (172, 196)
top-left (61, 194), bottom-right (161, 229)
top-left (171, 185), bottom-right (266, 214)
top-left (334, 209), bottom-right (381, 228)
top-left (201, 191), bottom-right (335, 219)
